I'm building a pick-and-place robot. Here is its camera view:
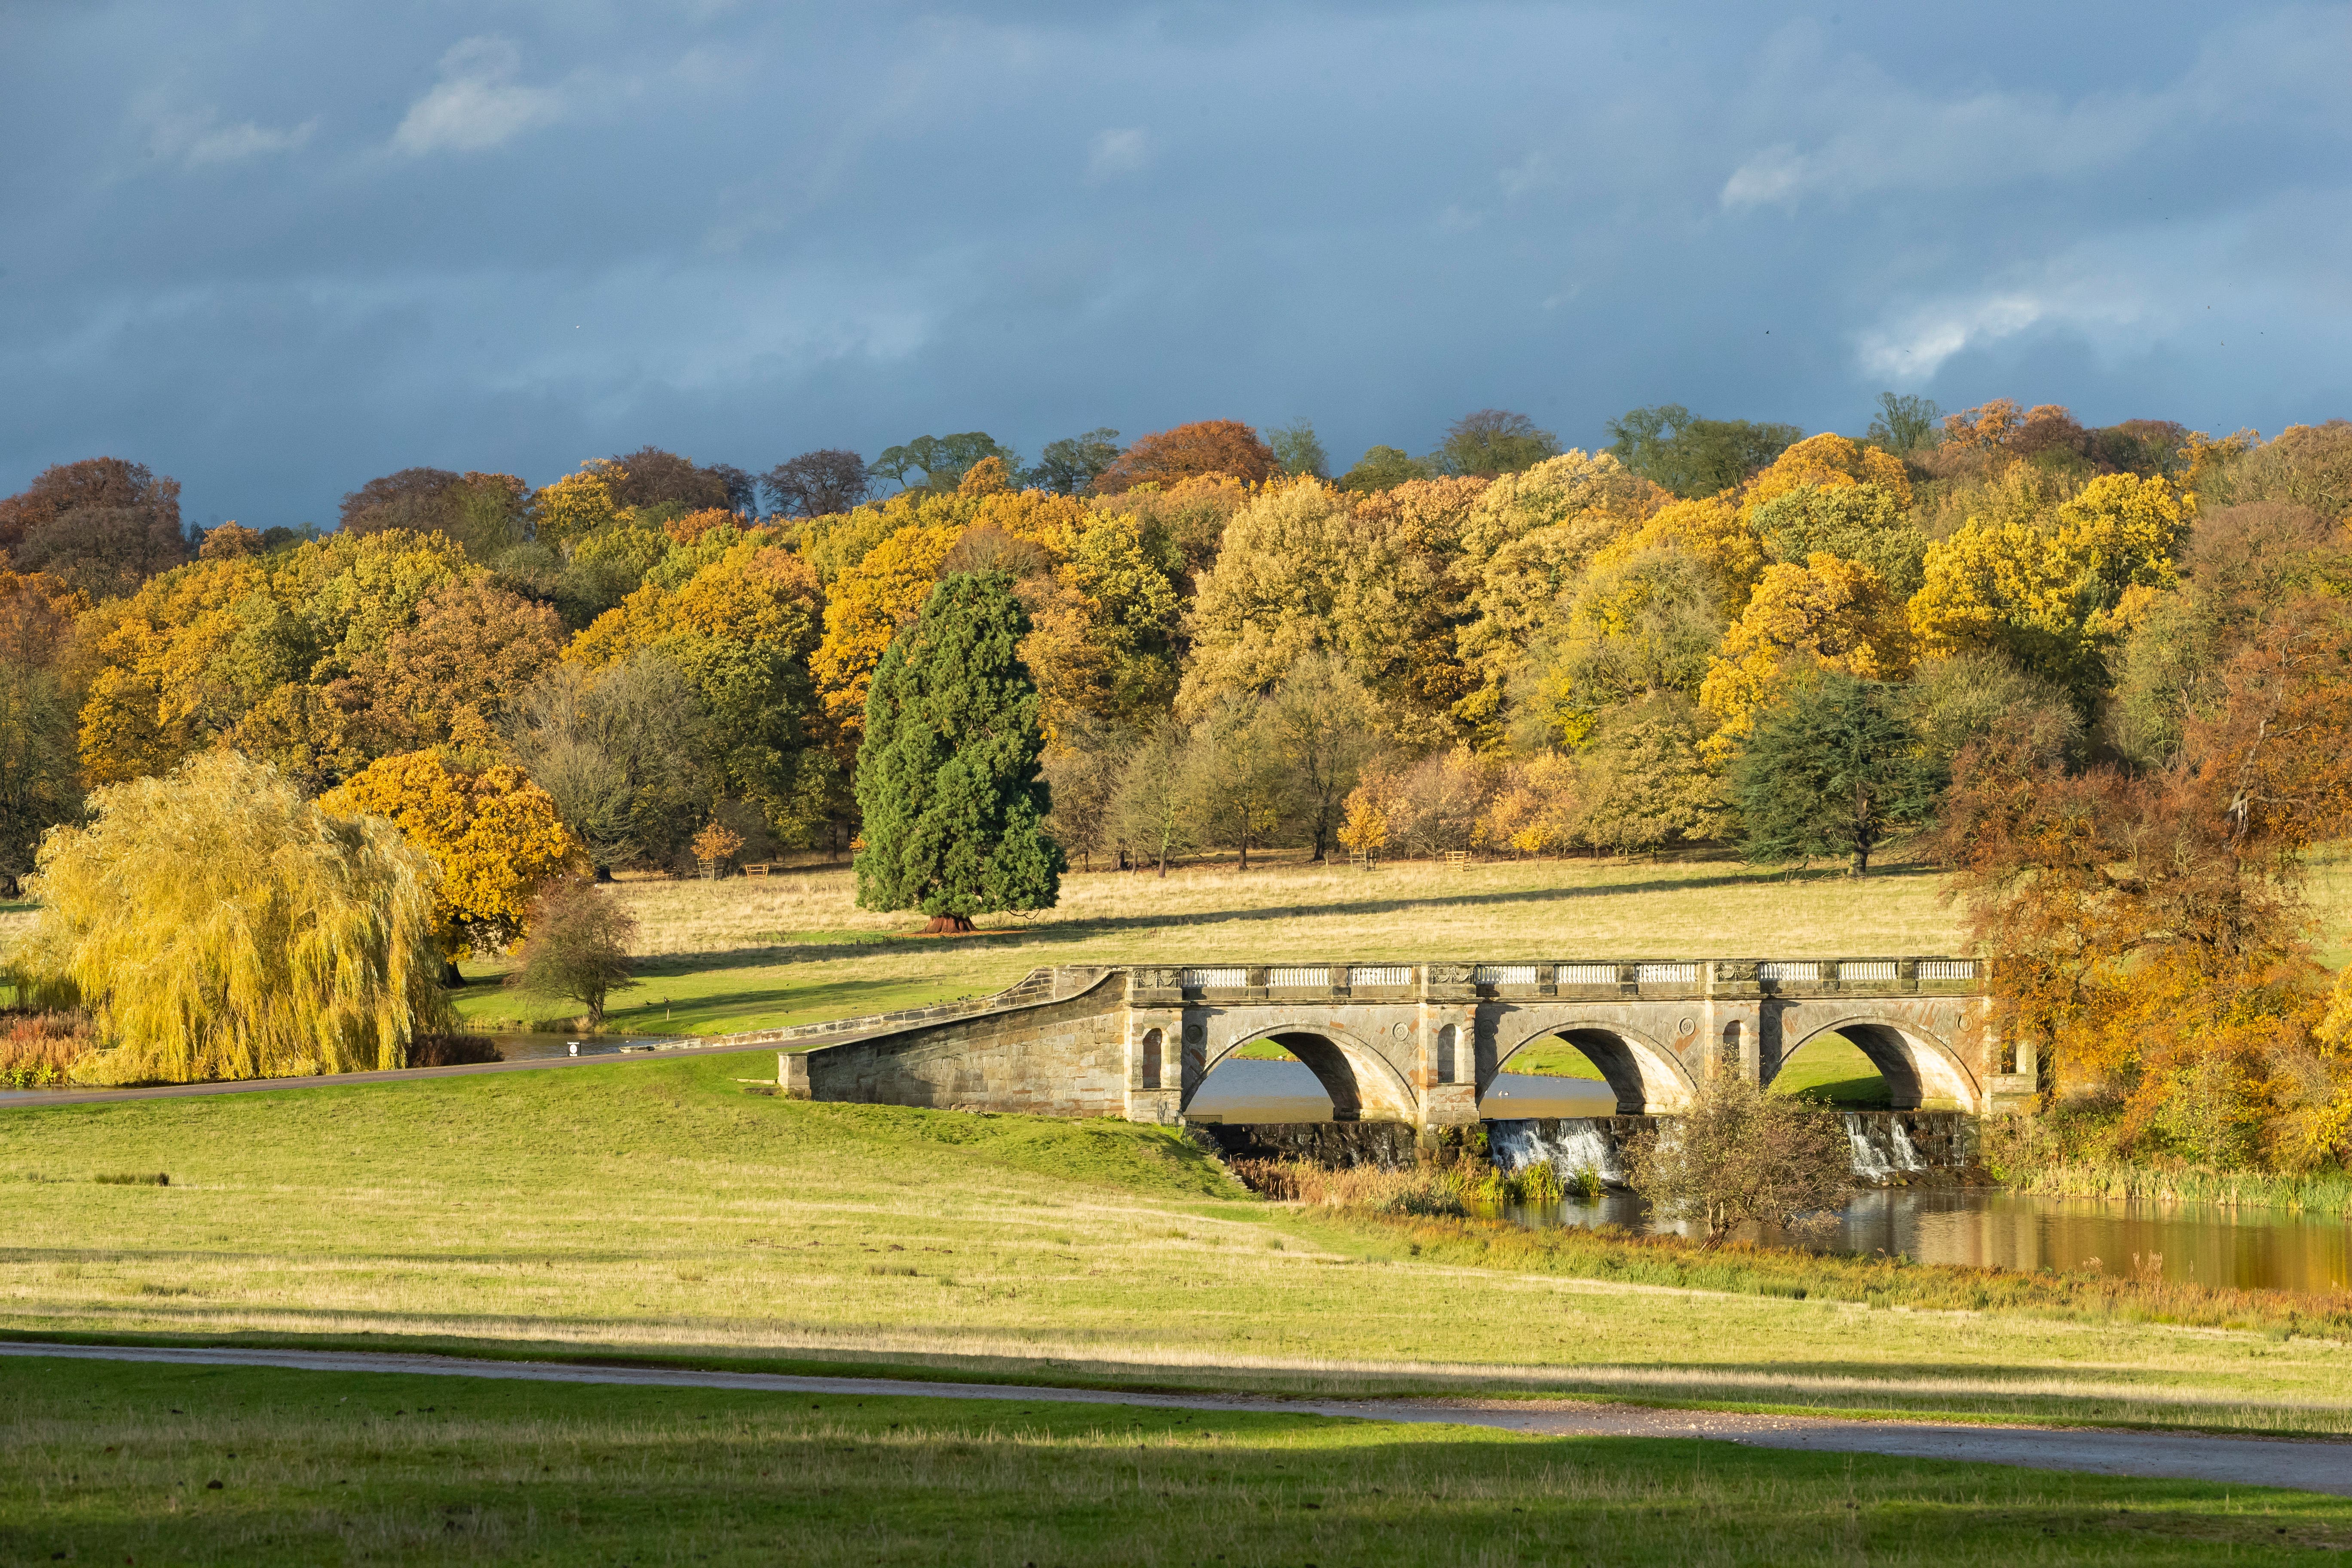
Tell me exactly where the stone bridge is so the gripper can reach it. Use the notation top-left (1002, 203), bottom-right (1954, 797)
top-left (771, 959), bottom-right (2032, 1129)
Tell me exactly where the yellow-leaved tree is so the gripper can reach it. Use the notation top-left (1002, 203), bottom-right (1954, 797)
top-left (1699, 553), bottom-right (1911, 759)
top-left (18, 750), bottom-right (447, 1082)
top-left (321, 750), bottom-right (582, 972)
top-left (1908, 472), bottom-right (2187, 706)
top-left (530, 467), bottom-right (621, 549)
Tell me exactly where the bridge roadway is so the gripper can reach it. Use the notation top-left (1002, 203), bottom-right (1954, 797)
top-left (777, 958), bottom-right (2033, 1130)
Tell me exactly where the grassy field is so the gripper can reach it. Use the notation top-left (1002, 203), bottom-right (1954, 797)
top-left (453, 850), bottom-right (1978, 1035)
top-left (8, 1357), bottom-right (2349, 1566)
top-left (7, 1055), bottom-right (2352, 1438)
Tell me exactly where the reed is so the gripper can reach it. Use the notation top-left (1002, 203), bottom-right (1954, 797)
top-left (1983, 1118), bottom-right (2352, 1217)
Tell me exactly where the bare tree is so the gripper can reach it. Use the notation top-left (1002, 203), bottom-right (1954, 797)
top-left (1623, 1075), bottom-right (1851, 1246)
top-left (762, 449), bottom-right (872, 517)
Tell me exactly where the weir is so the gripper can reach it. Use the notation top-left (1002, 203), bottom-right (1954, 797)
top-left (730, 958), bottom-right (2027, 1130)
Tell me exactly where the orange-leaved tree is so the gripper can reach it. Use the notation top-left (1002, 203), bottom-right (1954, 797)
top-left (321, 751), bottom-right (583, 976)
top-left (1092, 420), bottom-right (1278, 493)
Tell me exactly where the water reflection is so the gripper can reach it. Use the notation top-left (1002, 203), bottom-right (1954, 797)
top-left (1501, 1187), bottom-right (2352, 1295)
top-left (1184, 1059), bottom-right (1615, 1123)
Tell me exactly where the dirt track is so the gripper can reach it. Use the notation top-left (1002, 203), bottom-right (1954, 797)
top-left (7, 1341), bottom-right (2347, 1498)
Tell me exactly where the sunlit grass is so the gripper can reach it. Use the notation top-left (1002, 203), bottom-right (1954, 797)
top-left (6, 1055), bottom-right (2352, 1436)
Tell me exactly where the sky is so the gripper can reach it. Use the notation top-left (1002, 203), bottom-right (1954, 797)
top-left (4, 0), bottom-right (2349, 529)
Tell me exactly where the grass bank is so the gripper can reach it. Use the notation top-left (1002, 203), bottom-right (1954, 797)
top-left (7, 1056), bottom-right (2352, 1436)
top-left (1984, 1118), bottom-right (2352, 1219)
top-left (12, 1358), bottom-right (2349, 1566)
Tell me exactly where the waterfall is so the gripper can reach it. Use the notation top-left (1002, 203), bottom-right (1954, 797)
top-left (1886, 1116), bottom-right (1928, 1173)
top-left (1842, 1113), bottom-right (1893, 1182)
top-left (1489, 1118), bottom-right (1623, 1185)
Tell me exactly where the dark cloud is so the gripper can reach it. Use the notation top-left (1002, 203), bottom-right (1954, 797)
top-left (3, 1), bottom-right (2346, 527)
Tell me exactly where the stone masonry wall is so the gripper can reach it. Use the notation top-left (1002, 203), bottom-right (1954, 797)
top-left (799, 971), bottom-right (1130, 1116)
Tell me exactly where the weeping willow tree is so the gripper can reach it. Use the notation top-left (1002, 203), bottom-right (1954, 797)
top-left (19, 750), bottom-right (449, 1082)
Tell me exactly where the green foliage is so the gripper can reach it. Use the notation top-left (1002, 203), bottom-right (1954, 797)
top-left (1336, 444), bottom-right (1430, 493)
top-left (0, 655), bottom-right (78, 888)
top-left (1025, 427), bottom-right (1124, 494)
top-left (1865, 392), bottom-right (1943, 454)
top-left (1606, 404), bottom-right (1803, 497)
top-left (854, 572), bottom-right (1063, 923)
top-left (1265, 418), bottom-right (1329, 478)
top-left (1736, 673), bottom-right (1940, 875)
top-left (19, 750), bottom-right (447, 1082)
top-left (1430, 408), bottom-right (1562, 478)
top-left (870, 432), bottom-right (1022, 493)
top-left (1574, 694), bottom-right (1724, 856)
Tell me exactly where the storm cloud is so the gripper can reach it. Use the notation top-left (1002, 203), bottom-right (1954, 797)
top-left (3, 1), bottom-right (2347, 527)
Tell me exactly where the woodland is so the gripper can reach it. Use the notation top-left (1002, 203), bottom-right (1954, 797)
top-left (5, 397), bottom-right (2352, 1173)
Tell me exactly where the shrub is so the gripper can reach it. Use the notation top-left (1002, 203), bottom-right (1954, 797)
top-left (0, 1011), bottom-right (96, 1087)
top-left (1624, 1074), bottom-right (1852, 1244)
top-left (408, 1033), bottom-right (505, 1067)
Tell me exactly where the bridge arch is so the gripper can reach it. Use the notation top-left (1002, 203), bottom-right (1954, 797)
top-left (1775, 1015), bottom-right (1983, 1113)
top-left (1490, 1020), bottom-right (1697, 1115)
top-left (1185, 1018), bottom-right (1418, 1123)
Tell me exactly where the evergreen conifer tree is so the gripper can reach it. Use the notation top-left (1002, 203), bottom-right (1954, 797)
top-left (1733, 672), bottom-right (1942, 876)
top-left (854, 571), bottom-right (1063, 931)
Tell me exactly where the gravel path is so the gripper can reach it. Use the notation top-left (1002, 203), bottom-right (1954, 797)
top-left (9, 1341), bottom-right (2348, 1498)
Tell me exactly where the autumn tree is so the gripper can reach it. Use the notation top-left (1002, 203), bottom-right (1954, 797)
top-left (1698, 554), bottom-right (1910, 759)
top-left (1909, 472), bottom-right (2189, 709)
top-left (199, 522), bottom-right (263, 560)
top-left (19, 750), bottom-right (447, 1082)
top-left (1734, 673), bottom-right (1940, 876)
top-left (0, 573), bottom-right (85, 894)
top-left (0, 457), bottom-right (190, 597)
top-left (358, 580), bottom-right (566, 757)
top-left (1431, 409), bottom-right (1561, 478)
top-left (507, 879), bottom-right (637, 1027)
top-left (1179, 478), bottom-right (1353, 712)
top-left (761, 449), bottom-right (870, 518)
top-left (321, 751), bottom-right (582, 974)
top-left (569, 538), bottom-right (829, 839)
top-left (1178, 695), bottom-right (1287, 870)
top-left (342, 469), bottom-right (529, 559)
top-left (1624, 1075), bottom-right (1851, 1245)
top-left (1093, 420), bottom-right (1278, 493)
top-left (854, 572), bottom-right (1063, 932)
top-left (1574, 695), bottom-right (1723, 857)
top-left (529, 469), bottom-right (620, 549)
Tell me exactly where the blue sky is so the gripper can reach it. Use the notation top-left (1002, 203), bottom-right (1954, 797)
top-left (4, 1), bottom-right (2348, 528)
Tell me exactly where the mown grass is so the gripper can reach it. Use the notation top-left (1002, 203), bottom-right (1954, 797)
top-left (7, 1056), bottom-right (2352, 1436)
top-left (8, 1357), bottom-right (2351, 1566)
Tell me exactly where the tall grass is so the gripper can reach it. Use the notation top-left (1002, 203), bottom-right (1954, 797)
top-left (1984, 1117), bottom-right (2352, 1217)
top-left (1228, 1155), bottom-right (1567, 1214)
top-left (0, 1011), bottom-right (95, 1087)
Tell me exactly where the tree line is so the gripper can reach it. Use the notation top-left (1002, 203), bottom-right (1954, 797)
top-left (5, 399), bottom-right (2352, 1169)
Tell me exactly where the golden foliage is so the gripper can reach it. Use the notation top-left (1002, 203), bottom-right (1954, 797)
top-left (321, 750), bottom-right (583, 959)
top-left (1741, 432), bottom-right (1913, 519)
top-left (1700, 554), bottom-right (1911, 756)
top-left (1590, 496), bottom-right (1765, 612)
top-left (531, 468), bottom-right (620, 548)
top-left (809, 522), bottom-right (961, 742)
top-left (692, 819), bottom-right (744, 876)
top-left (19, 750), bottom-right (447, 1082)
top-left (1178, 477), bottom-right (1352, 714)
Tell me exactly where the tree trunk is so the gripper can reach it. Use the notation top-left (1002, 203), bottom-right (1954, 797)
top-left (441, 959), bottom-right (463, 989)
top-left (1852, 845), bottom-right (1870, 876)
top-left (922, 914), bottom-right (976, 934)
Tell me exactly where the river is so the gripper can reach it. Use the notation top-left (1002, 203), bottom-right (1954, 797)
top-left (1192, 1058), bottom-right (2352, 1295)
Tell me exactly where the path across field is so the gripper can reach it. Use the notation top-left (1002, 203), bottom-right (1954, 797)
top-left (9, 1341), bottom-right (2347, 1498)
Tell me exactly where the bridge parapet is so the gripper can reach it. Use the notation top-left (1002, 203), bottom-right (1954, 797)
top-left (1163, 957), bottom-right (1983, 1004)
top-left (779, 956), bottom-right (2012, 1131)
